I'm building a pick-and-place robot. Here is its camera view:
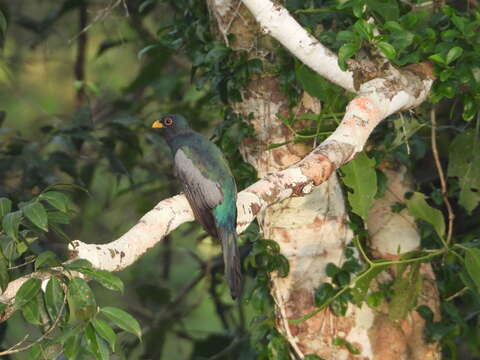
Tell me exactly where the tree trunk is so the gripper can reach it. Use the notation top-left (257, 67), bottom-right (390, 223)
top-left (208, 1), bottom-right (441, 359)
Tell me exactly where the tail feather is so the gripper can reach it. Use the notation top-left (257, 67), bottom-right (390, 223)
top-left (218, 228), bottom-right (242, 299)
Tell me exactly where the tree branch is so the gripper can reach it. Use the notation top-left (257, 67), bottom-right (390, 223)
top-left (240, 0), bottom-right (356, 92)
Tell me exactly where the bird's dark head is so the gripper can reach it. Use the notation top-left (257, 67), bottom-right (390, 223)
top-left (152, 114), bottom-right (192, 140)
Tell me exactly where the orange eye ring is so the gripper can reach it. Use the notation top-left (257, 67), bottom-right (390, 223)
top-left (163, 116), bottom-right (173, 126)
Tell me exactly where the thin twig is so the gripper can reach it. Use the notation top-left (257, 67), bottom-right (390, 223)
top-left (0, 288), bottom-right (68, 356)
top-left (430, 108), bottom-right (454, 245)
top-left (446, 287), bottom-right (468, 301)
top-left (207, 335), bottom-right (248, 360)
top-left (69, 0), bottom-right (123, 44)
top-left (8, 257), bottom-right (36, 270)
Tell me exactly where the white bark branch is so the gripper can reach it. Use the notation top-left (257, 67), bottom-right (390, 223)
top-left (241, 0), bottom-right (356, 92)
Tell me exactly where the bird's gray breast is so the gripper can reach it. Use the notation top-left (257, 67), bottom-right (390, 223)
top-left (174, 149), bottom-right (224, 209)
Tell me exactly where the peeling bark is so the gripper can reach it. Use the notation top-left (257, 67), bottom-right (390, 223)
top-left (366, 166), bottom-right (441, 360)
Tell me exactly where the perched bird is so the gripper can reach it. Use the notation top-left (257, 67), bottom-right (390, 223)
top-left (152, 114), bottom-right (242, 298)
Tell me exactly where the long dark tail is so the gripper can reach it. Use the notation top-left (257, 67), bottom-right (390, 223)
top-left (218, 228), bottom-right (242, 299)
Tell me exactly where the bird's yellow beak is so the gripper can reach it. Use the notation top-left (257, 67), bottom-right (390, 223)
top-left (152, 120), bottom-right (164, 129)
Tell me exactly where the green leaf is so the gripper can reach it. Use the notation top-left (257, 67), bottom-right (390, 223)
top-left (390, 116), bottom-right (425, 150)
top-left (0, 197), bottom-right (12, 217)
top-left (451, 14), bottom-right (466, 33)
top-left (353, 20), bottom-right (374, 41)
top-left (85, 323), bottom-right (110, 360)
top-left (47, 211), bottom-right (71, 225)
top-left (204, 42), bottom-right (230, 63)
top-left (0, 235), bottom-right (19, 261)
top-left (249, 286), bottom-right (272, 312)
top-left (332, 337), bottom-right (360, 354)
top-left (366, 291), bottom-right (383, 308)
top-left (462, 95), bottom-right (476, 122)
top-left (366, 0), bottom-right (399, 21)
top-left (101, 306), bottom-right (141, 340)
top-left (92, 318), bottom-right (117, 352)
top-left (445, 46), bottom-right (463, 65)
top-left (2, 211), bottom-right (22, 241)
top-left (377, 41), bottom-right (397, 60)
top-left (0, 256), bottom-right (8, 292)
top-left (428, 54), bottom-right (445, 65)
top-left (441, 29), bottom-right (460, 42)
top-left (330, 298), bottom-right (349, 316)
top-left (35, 250), bottom-right (59, 270)
top-left (295, 63), bottom-right (344, 103)
top-left (74, 267), bottom-right (124, 292)
top-left (22, 294), bottom-right (42, 325)
top-left (447, 131), bottom-right (480, 213)
top-left (68, 277), bottom-right (97, 322)
top-left (464, 248), bottom-right (480, 291)
top-left (23, 202), bottom-right (48, 231)
top-left (16, 278), bottom-right (41, 309)
top-left (405, 192), bottom-right (446, 239)
top-left (267, 336), bottom-right (290, 360)
top-left (39, 191), bottom-right (69, 212)
top-left (295, 62), bottom-right (346, 110)
top-left (352, 2), bottom-right (364, 18)
top-left (352, 263), bottom-right (389, 304)
top-left (64, 332), bottom-right (82, 359)
top-left (337, 30), bottom-right (357, 42)
top-left (389, 264), bottom-right (422, 321)
top-left (314, 283), bottom-right (336, 307)
top-left (384, 21), bottom-right (404, 32)
top-left (295, 63), bottom-right (327, 100)
top-left (65, 259), bottom-right (92, 270)
top-left (439, 69), bottom-right (452, 82)
top-left (341, 152), bottom-right (377, 220)
top-left (326, 263), bottom-right (340, 278)
top-left (338, 43), bottom-right (360, 71)
top-left (45, 277), bottom-right (65, 321)
top-left (28, 343), bottom-right (42, 360)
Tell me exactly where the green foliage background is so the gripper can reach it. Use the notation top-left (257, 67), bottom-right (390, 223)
top-left (0, 0), bottom-right (478, 359)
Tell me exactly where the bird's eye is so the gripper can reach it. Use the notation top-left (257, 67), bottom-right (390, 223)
top-left (163, 116), bottom-right (174, 126)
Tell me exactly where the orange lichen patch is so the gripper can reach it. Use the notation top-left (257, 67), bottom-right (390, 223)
top-left (284, 297), bottom-right (365, 358)
top-left (369, 314), bottom-right (408, 358)
top-left (348, 97), bottom-right (380, 123)
top-left (269, 227), bottom-right (294, 243)
top-left (368, 277), bottom-right (440, 360)
top-left (341, 116), bottom-right (356, 126)
top-left (299, 155), bottom-right (334, 185)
